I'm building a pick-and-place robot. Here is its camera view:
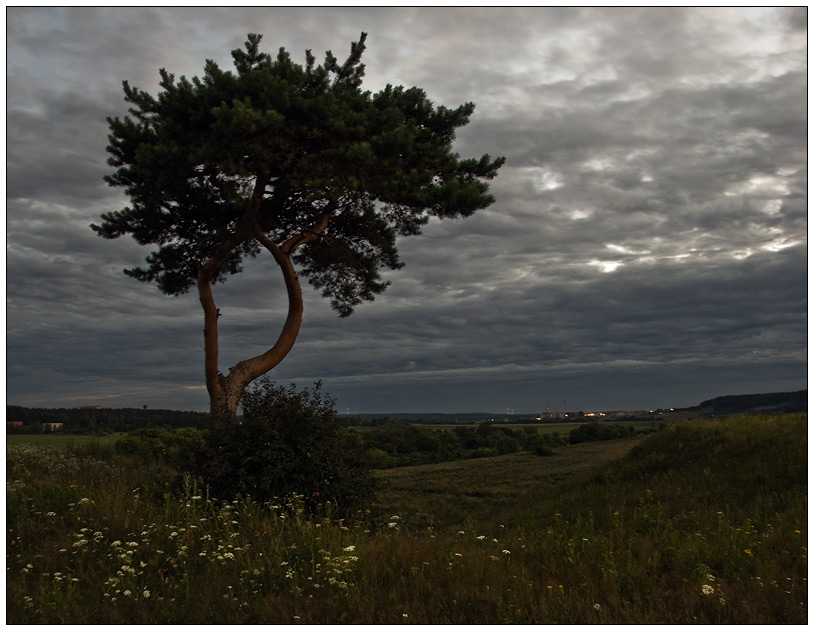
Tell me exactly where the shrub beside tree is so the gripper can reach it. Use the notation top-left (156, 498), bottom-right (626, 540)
top-left (111, 381), bottom-right (378, 514)
top-left (200, 379), bottom-right (379, 513)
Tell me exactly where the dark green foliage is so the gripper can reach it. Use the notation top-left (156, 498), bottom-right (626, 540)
top-left (93, 32), bottom-right (504, 316)
top-left (357, 421), bottom-right (559, 467)
top-left (495, 434), bottom-right (520, 455)
top-left (6, 405), bottom-right (208, 433)
top-left (114, 427), bottom-right (206, 472)
top-left (533, 444), bottom-right (555, 457)
top-left (568, 422), bottom-right (629, 444)
top-left (200, 379), bottom-right (379, 512)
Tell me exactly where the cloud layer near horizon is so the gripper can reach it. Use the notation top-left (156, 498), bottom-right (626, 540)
top-left (6, 7), bottom-right (807, 413)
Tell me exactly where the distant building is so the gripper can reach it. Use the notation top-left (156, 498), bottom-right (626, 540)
top-left (539, 411), bottom-right (567, 419)
top-left (43, 422), bottom-right (64, 432)
top-left (75, 406), bottom-right (105, 410)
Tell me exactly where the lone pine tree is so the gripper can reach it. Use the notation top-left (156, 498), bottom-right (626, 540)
top-left (93, 33), bottom-right (504, 427)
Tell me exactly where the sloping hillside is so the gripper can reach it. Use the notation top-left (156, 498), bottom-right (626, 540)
top-left (685, 390), bottom-right (806, 415)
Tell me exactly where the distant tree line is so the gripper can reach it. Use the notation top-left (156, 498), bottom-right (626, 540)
top-left (353, 421), bottom-right (552, 468)
top-left (6, 406), bottom-right (209, 434)
top-left (347, 420), bottom-right (640, 468)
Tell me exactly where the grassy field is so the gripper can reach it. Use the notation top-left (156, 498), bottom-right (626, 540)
top-left (6, 413), bottom-right (807, 624)
top-left (373, 438), bottom-right (641, 529)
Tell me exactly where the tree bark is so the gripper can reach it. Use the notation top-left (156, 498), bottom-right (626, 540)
top-left (197, 258), bottom-right (227, 426)
top-left (198, 194), bottom-right (336, 429)
top-left (209, 233), bottom-right (305, 428)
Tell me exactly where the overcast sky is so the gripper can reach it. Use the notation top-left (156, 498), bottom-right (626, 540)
top-left (6, 7), bottom-right (808, 415)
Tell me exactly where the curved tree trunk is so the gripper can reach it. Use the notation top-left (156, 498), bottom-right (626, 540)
top-left (197, 194), bottom-right (336, 429)
top-left (199, 240), bottom-right (304, 429)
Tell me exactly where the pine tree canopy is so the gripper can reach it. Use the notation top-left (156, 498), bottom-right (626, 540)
top-left (93, 33), bottom-right (505, 317)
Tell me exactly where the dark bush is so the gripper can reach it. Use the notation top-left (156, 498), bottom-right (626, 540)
top-left (534, 444), bottom-right (555, 457)
top-left (568, 422), bottom-right (628, 444)
top-left (115, 427), bottom-right (206, 471)
top-left (495, 436), bottom-right (520, 455)
top-left (200, 379), bottom-right (379, 514)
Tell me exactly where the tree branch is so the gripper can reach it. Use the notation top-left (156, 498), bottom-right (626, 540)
top-left (210, 198), bottom-right (335, 420)
top-left (281, 204), bottom-right (337, 255)
top-left (223, 227), bottom-right (305, 389)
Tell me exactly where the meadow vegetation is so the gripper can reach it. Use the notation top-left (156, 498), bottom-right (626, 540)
top-left (7, 412), bottom-right (807, 623)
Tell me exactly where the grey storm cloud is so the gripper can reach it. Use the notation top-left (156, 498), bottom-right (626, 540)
top-left (6, 7), bottom-right (807, 414)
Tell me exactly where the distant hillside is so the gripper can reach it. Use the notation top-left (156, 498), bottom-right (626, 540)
top-left (686, 390), bottom-right (807, 415)
top-left (357, 390), bottom-right (808, 422)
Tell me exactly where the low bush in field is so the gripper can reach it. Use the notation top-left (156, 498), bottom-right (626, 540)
top-left (568, 421), bottom-right (632, 444)
top-left (108, 380), bottom-right (379, 514)
top-left (6, 413), bottom-right (807, 624)
top-left (201, 380), bottom-right (379, 513)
